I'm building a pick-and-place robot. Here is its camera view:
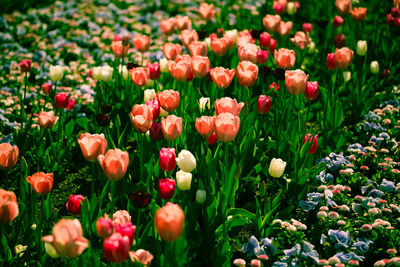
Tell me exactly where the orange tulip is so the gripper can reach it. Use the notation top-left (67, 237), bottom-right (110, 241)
top-left (263, 14), bottom-right (281, 32)
top-left (211, 37), bottom-right (230, 56)
top-left (27, 172), bottom-right (54, 195)
top-left (238, 43), bottom-right (260, 64)
top-left (189, 41), bottom-right (207, 57)
top-left (236, 61), bottom-right (259, 88)
top-left (214, 113), bottom-right (241, 143)
top-left (215, 97), bottom-right (244, 116)
top-left (191, 56), bottom-right (210, 77)
top-left (285, 69), bottom-right (309, 95)
top-left (42, 219), bottom-right (89, 259)
top-left (160, 18), bottom-right (176, 35)
top-left (335, 0), bottom-right (352, 15)
top-left (198, 3), bottom-right (215, 20)
top-left (111, 41), bottom-right (129, 58)
top-left (195, 116), bottom-right (215, 137)
top-left (129, 67), bottom-right (150, 86)
top-left (175, 15), bottom-right (192, 31)
top-left (274, 48), bottom-right (296, 69)
top-left (155, 202), bottom-right (185, 242)
top-left (130, 104), bottom-right (153, 133)
top-left (278, 21), bottom-right (293, 36)
top-left (132, 35), bottom-right (151, 53)
top-left (38, 111), bottom-right (59, 129)
top-left (98, 149), bottom-right (129, 181)
top-left (290, 31), bottom-right (310, 50)
top-left (351, 7), bottom-right (367, 22)
top-left (77, 133), bottom-right (107, 162)
top-left (161, 115), bottom-right (182, 140)
top-left (163, 43), bottom-right (182, 60)
top-left (179, 29), bottom-right (198, 48)
top-left (169, 61), bottom-right (190, 81)
top-left (334, 47), bottom-right (354, 69)
top-left (0, 143), bottom-right (19, 170)
top-left (0, 188), bottom-right (19, 224)
top-left (157, 90), bottom-right (180, 112)
top-left (210, 67), bottom-right (235, 89)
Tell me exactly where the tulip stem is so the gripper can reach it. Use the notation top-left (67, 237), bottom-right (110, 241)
top-left (91, 163), bottom-right (95, 197)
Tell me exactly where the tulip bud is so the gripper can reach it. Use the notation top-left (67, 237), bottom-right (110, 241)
top-left (302, 23), bottom-right (313, 32)
top-left (259, 32), bottom-right (270, 48)
top-left (103, 233), bottom-right (130, 263)
top-left (96, 215), bottom-right (114, 238)
top-left (257, 50), bottom-right (269, 64)
top-left (49, 65), bottom-right (64, 82)
top-left (305, 81), bottom-right (318, 100)
top-left (155, 203), bottom-right (185, 242)
top-left (147, 62), bottom-right (161, 80)
top-left (176, 170), bottom-right (192, 191)
top-left (356, 40), bottom-right (367, 56)
top-left (159, 58), bottom-right (169, 73)
top-left (268, 158), bottom-right (286, 178)
top-left (55, 92), bottom-right (69, 108)
top-left (118, 65), bottom-right (129, 80)
top-left (195, 190), bottom-right (206, 204)
top-left (257, 95), bottom-right (271, 114)
top-left (176, 150), bottom-right (196, 172)
top-left (19, 59), bottom-right (31, 73)
top-left (343, 71), bottom-right (351, 82)
top-left (41, 82), bottom-right (53, 95)
top-left (158, 178), bottom-right (175, 199)
top-left (66, 195), bottom-right (85, 215)
top-left (269, 38), bottom-right (277, 53)
top-left (326, 53), bottom-right (337, 70)
top-left (286, 2), bottom-right (297, 15)
top-left (333, 16), bottom-right (344, 27)
top-left (303, 134), bottom-right (318, 154)
top-left (199, 97), bottom-right (210, 112)
top-left (159, 148), bottom-right (176, 172)
top-left (370, 61), bottom-right (379, 74)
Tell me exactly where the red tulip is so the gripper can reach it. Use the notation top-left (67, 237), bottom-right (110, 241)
top-left (257, 50), bottom-right (269, 65)
top-left (158, 178), bottom-right (176, 199)
top-left (115, 222), bottom-right (136, 245)
top-left (145, 97), bottom-right (160, 120)
top-left (259, 32), bottom-right (270, 48)
top-left (103, 233), bottom-right (130, 263)
top-left (159, 148), bottom-right (176, 172)
top-left (257, 95), bottom-right (271, 114)
top-left (55, 92), bottom-right (69, 108)
top-left (333, 16), bottom-right (344, 27)
top-left (19, 59), bottom-right (31, 73)
top-left (305, 81), bottom-right (319, 100)
top-left (66, 195), bottom-right (85, 215)
top-left (326, 53), bottom-right (337, 70)
top-left (334, 34), bottom-right (345, 48)
top-left (96, 215), bottom-right (114, 238)
top-left (303, 134), bottom-right (318, 154)
top-left (269, 38), bottom-right (277, 53)
top-left (147, 62), bottom-right (160, 80)
top-left (41, 82), bottom-right (53, 95)
top-left (302, 23), bottom-right (313, 32)
top-left (207, 132), bottom-right (218, 145)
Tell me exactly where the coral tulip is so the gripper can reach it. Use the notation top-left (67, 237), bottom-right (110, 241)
top-left (191, 56), bottom-right (210, 77)
top-left (215, 97), bottom-right (244, 116)
top-left (0, 143), bottom-right (19, 170)
top-left (189, 41), bottom-right (207, 57)
top-left (290, 31), bottom-right (310, 49)
top-left (0, 189), bottom-right (19, 224)
top-left (26, 172), bottom-right (54, 195)
top-left (238, 43), bottom-right (260, 64)
top-left (334, 47), bottom-right (354, 69)
top-left (199, 3), bottom-right (215, 20)
top-left (169, 61), bottom-right (190, 81)
top-left (111, 41), bottom-right (129, 58)
top-left (160, 18), bottom-right (176, 35)
top-left (129, 67), bottom-right (150, 86)
top-left (98, 149), bottom-right (129, 181)
top-left (77, 133), bottom-right (107, 162)
top-left (161, 115), bottom-right (183, 140)
top-left (274, 48), bottom-right (296, 70)
top-left (195, 116), bottom-right (215, 137)
top-left (263, 14), bottom-right (281, 32)
top-left (155, 202), bottom-right (185, 242)
top-left (133, 35), bottom-right (150, 53)
top-left (210, 67), bottom-right (235, 89)
top-left (157, 90), bottom-right (180, 112)
top-left (163, 43), bottom-right (182, 60)
top-left (214, 113), bottom-right (241, 143)
top-left (179, 29), bottom-right (198, 48)
top-left (285, 69), bottom-right (309, 95)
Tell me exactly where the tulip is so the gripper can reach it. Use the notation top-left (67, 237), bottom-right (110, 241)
top-left (286, 2), bottom-right (297, 15)
top-left (66, 195), bottom-right (85, 215)
top-left (285, 70), bottom-right (309, 95)
top-left (238, 43), bottom-right (260, 64)
top-left (335, 0), bottom-right (352, 15)
top-left (333, 16), bottom-right (344, 27)
top-left (268, 158), bottom-right (286, 178)
top-left (155, 202), bottom-right (185, 242)
top-left (49, 65), bottom-right (64, 82)
top-left (161, 115), bottom-right (183, 140)
top-left (98, 149), bottom-right (129, 181)
top-left (0, 188), bottom-right (19, 224)
top-left (189, 41), bottom-right (207, 57)
top-left (41, 82), bottom-right (53, 95)
top-left (233, 259), bottom-right (246, 266)
top-left (77, 133), bottom-right (107, 162)
top-left (148, 122), bottom-right (163, 141)
top-left (66, 99), bottom-right (76, 110)
top-left (144, 89), bottom-right (156, 102)
top-left (356, 40), bottom-right (367, 56)
top-left (55, 92), bottom-right (69, 108)
top-left (19, 59), bottom-right (31, 72)
top-left (42, 219), bottom-right (89, 259)
top-left (175, 15), bottom-right (191, 31)
top-left (176, 150), bottom-right (196, 172)
top-left (334, 47), bottom-right (354, 69)
top-left (199, 97), bottom-right (210, 112)
top-left (157, 90), bottom-right (180, 112)
top-left (113, 210), bottom-right (131, 225)
top-left (145, 97), bottom-right (160, 120)
top-left (211, 37), bottom-right (230, 56)
top-left (111, 41), bottom-right (129, 58)
top-left (176, 170), bottom-right (192, 191)
top-left (290, 31), bottom-right (310, 50)
top-left (38, 111), bottom-right (58, 129)
top-left (195, 190), bottom-right (206, 204)
top-left (303, 134), bottom-right (318, 154)
top-left (274, 3), bottom-right (285, 14)
top-left (210, 67), bottom-right (235, 89)
top-left (326, 53), bottom-right (337, 70)
top-left (334, 34), bottom-right (345, 48)
top-left (130, 104), bottom-right (153, 133)
top-left (129, 191), bottom-right (152, 208)
top-left (269, 38), bottom-right (277, 53)
top-left (0, 143), bottom-right (19, 170)
top-left (370, 61), bottom-right (379, 74)
top-left (257, 50), bottom-right (269, 64)
top-left (103, 232), bottom-right (130, 263)
top-left (147, 62), bottom-right (160, 80)
top-left (278, 21), bottom-right (293, 36)
top-left (215, 97), bottom-right (244, 116)
top-left (274, 48), bottom-right (296, 70)
top-left (270, 82), bottom-right (280, 91)
top-left (133, 35), bottom-right (150, 53)
top-left (158, 178), bottom-right (176, 199)
top-left (96, 215), bottom-right (114, 238)
top-left (263, 14), bottom-right (281, 32)
top-left (179, 29), bottom-right (198, 48)
top-left (129, 249), bottom-right (154, 266)
top-left (163, 43), bottom-right (182, 60)
top-left (207, 132), bottom-right (218, 145)
top-left (305, 81), bottom-right (319, 100)
top-left (115, 222), bottom-right (136, 245)
top-left (259, 32), bottom-right (270, 48)
top-left (27, 172), bottom-right (54, 195)
top-left (236, 61), bottom-right (259, 88)
top-left (351, 7), bottom-right (367, 22)
top-left (257, 95), bottom-right (271, 114)
top-left (92, 66), bottom-right (113, 82)
top-left (129, 67), bottom-right (150, 86)
top-left (160, 18), bottom-right (176, 35)
top-left (169, 61), bottom-right (190, 81)
top-left (159, 148), bottom-right (176, 172)
top-left (343, 71), bottom-right (351, 82)
top-left (214, 113), bottom-right (240, 142)
top-left (195, 116), bottom-right (215, 137)
top-left (191, 56), bottom-right (210, 78)
top-left (198, 3), bottom-right (215, 20)
top-left (302, 23), bottom-right (312, 32)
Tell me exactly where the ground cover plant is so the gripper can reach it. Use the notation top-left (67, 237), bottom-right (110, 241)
top-left (0, 0), bottom-right (400, 266)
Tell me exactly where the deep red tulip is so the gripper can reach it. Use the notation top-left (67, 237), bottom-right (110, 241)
top-left (387, 14), bottom-right (395, 26)
top-left (207, 132), bottom-right (218, 145)
top-left (305, 81), bottom-right (319, 100)
top-left (257, 95), bottom-right (271, 114)
top-left (334, 34), bottom-right (345, 48)
top-left (129, 191), bottom-right (152, 208)
top-left (19, 59), bottom-right (31, 73)
top-left (147, 62), bottom-right (161, 80)
top-left (159, 148), bottom-right (176, 172)
top-left (55, 92), bottom-right (69, 108)
top-left (115, 222), bottom-right (136, 245)
top-left (303, 134), bottom-right (318, 154)
top-left (149, 122), bottom-right (163, 141)
top-left (326, 53), bottom-right (337, 70)
top-left (158, 178), bottom-right (176, 199)
top-left (66, 195), bottom-right (85, 215)
top-left (391, 8), bottom-right (400, 18)
top-left (41, 82), bottom-right (53, 95)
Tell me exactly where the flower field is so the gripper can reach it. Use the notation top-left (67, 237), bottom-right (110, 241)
top-left (1, 0), bottom-right (400, 266)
